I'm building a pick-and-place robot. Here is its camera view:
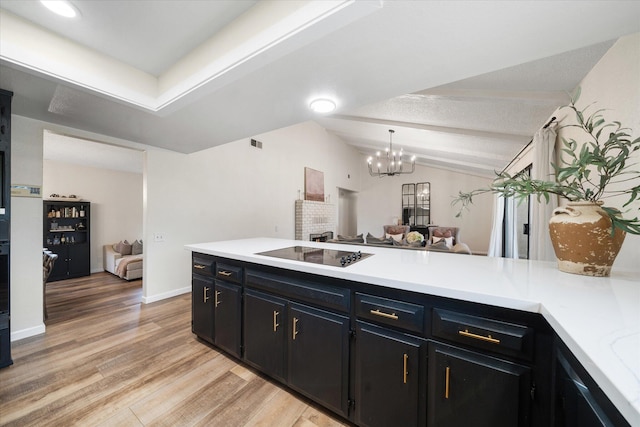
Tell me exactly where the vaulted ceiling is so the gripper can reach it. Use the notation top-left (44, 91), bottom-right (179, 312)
top-left (1, 1), bottom-right (639, 177)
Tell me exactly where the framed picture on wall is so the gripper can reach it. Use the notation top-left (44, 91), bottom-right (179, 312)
top-left (304, 167), bottom-right (324, 202)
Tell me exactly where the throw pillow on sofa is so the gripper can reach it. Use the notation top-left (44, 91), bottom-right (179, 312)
top-left (116, 240), bottom-right (132, 255)
top-left (337, 234), bottom-right (364, 243)
top-left (385, 233), bottom-right (404, 243)
top-left (132, 239), bottom-right (143, 255)
top-left (366, 233), bottom-right (393, 245)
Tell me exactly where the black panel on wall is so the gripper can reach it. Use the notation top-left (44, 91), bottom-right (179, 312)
top-left (0, 88), bottom-right (13, 369)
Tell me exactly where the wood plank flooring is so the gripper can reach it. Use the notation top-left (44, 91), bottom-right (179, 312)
top-left (0, 272), bottom-right (349, 427)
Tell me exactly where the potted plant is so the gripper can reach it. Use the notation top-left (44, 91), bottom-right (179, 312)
top-left (453, 88), bottom-right (640, 276)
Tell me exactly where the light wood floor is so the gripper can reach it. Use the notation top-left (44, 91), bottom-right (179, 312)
top-left (0, 272), bottom-right (349, 427)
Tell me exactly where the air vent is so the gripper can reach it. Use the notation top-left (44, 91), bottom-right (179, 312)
top-left (250, 139), bottom-right (262, 149)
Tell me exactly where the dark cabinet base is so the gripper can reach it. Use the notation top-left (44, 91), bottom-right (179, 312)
top-left (428, 342), bottom-right (531, 427)
top-left (190, 254), bottom-right (629, 427)
top-left (0, 314), bottom-right (12, 368)
top-left (354, 321), bottom-right (426, 427)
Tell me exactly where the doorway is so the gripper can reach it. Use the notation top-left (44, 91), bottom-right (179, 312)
top-left (503, 166), bottom-right (531, 259)
top-left (337, 188), bottom-right (357, 237)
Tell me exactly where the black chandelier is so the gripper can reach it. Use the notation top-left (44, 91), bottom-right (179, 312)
top-left (367, 129), bottom-right (416, 177)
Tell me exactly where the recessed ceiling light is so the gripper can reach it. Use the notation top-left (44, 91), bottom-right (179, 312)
top-left (309, 98), bottom-right (336, 114)
top-left (40, 0), bottom-right (80, 18)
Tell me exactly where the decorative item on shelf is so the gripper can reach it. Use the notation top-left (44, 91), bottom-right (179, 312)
top-left (367, 129), bottom-right (416, 177)
top-left (47, 193), bottom-right (82, 201)
top-left (453, 87), bottom-right (640, 277)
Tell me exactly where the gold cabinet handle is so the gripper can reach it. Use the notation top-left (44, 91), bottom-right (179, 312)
top-left (203, 287), bottom-right (209, 303)
top-left (445, 367), bottom-right (450, 399)
top-left (403, 353), bottom-right (408, 384)
top-left (292, 317), bottom-right (299, 340)
top-left (458, 329), bottom-right (500, 344)
top-left (370, 309), bottom-right (398, 320)
top-left (194, 264), bottom-right (206, 270)
top-left (214, 290), bottom-right (221, 307)
top-left (273, 311), bottom-right (279, 332)
top-left (218, 271), bottom-right (232, 277)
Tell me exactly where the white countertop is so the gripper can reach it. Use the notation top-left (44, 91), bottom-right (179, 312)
top-left (186, 237), bottom-right (640, 425)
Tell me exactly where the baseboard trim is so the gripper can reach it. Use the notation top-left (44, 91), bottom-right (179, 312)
top-left (12, 323), bottom-right (46, 342)
top-left (142, 286), bottom-right (190, 304)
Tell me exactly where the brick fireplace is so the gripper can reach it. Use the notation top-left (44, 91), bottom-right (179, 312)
top-left (295, 200), bottom-right (336, 241)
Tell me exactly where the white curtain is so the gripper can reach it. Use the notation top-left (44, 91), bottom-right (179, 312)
top-left (503, 196), bottom-right (519, 259)
top-left (487, 121), bottom-right (557, 259)
top-left (529, 124), bottom-right (558, 261)
top-left (487, 195), bottom-right (504, 257)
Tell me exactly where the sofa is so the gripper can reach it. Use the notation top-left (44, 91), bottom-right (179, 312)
top-left (329, 225), bottom-right (472, 255)
top-left (103, 240), bottom-right (143, 280)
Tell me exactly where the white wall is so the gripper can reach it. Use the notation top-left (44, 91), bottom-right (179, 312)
top-left (142, 121), bottom-right (363, 302)
top-left (10, 116), bottom-right (46, 340)
top-left (357, 164), bottom-right (494, 253)
top-left (556, 33), bottom-right (639, 272)
top-left (43, 160), bottom-right (143, 273)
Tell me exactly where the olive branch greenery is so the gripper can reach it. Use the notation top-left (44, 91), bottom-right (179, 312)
top-left (452, 87), bottom-right (640, 235)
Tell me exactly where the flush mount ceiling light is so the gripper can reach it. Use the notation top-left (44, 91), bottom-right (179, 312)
top-left (309, 98), bottom-right (336, 114)
top-left (367, 129), bottom-right (416, 177)
top-left (40, 0), bottom-right (80, 18)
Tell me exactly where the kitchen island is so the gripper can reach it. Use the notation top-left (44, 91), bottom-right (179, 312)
top-left (186, 237), bottom-right (639, 426)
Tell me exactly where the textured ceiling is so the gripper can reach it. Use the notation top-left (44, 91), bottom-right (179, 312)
top-left (1, 1), bottom-right (638, 177)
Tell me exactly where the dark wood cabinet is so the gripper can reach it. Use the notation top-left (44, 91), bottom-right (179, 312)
top-left (288, 303), bottom-right (350, 418)
top-left (189, 253), bottom-right (629, 427)
top-left (554, 345), bottom-right (629, 427)
top-left (354, 321), bottom-right (426, 427)
top-left (192, 255), bottom-right (243, 356)
top-left (213, 280), bottom-right (242, 358)
top-left (243, 289), bottom-right (286, 381)
top-left (0, 89), bottom-right (11, 369)
top-left (428, 341), bottom-right (531, 427)
top-left (192, 273), bottom-right (214, 344)
top-left (43, 201), bottom-right (90, 281)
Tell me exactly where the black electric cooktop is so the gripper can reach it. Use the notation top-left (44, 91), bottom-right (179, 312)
top-left (256, 246), bottom-right (372, 267)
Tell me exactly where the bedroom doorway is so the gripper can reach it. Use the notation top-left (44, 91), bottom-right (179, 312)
top-left (337, 188), bottom-right (357, 237)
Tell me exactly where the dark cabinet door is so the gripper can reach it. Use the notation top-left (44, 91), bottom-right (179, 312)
top-left (354, 321), bottom-right (426, 427)
top-left (48, 246), bottom-right (68, 281)
top-left (287, 303), bottom-right (350, 418)
top-left (428, 342), bottom-right (531, 427)
top-left (192, 274), bottom-right (214, 344)
top-left (214, 280), bottom-right (241, 358)
top-left (555, 352), bottom-right (621, 427)
top-left (243, 289), bottom-right (286, 382)
top-left (67, 244), bottom-right (90, 278)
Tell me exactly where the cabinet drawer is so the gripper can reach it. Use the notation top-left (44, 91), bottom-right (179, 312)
top-left (215, 262), bottom-right (243, 284)
top-left (432, 309), bottom-right (534, 361)
top-left (246, 270), bottom-right (349, 313)
top-left (192, 253), bottom-right (214, 277)
top-left (355, 293), bottom-right (424, 335)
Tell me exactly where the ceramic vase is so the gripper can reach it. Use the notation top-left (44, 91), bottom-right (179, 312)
top-left (548, 202), bottom-right (626, 277)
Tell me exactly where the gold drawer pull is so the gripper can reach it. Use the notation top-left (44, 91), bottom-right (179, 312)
top-left (214, 290), bottom-right (221, 307)
top-left (445, 367), bottom-right (450, 399)
top-left (194, 264), bottom-right (206, 269)
top-left (292, 317), bottom-right (299, 340)
top-left (218, 271), bottom-right (232, 277)
top-left (403, 353), bottom-right (408, 384)
top-left (370, 309), bottom-right (398, 320)
top-left (458, 329), bottom-right (500, 344)
top-left (203, 287), bottom-right (209, 303)
top-left (273, 311), bottom-right (279, 332)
